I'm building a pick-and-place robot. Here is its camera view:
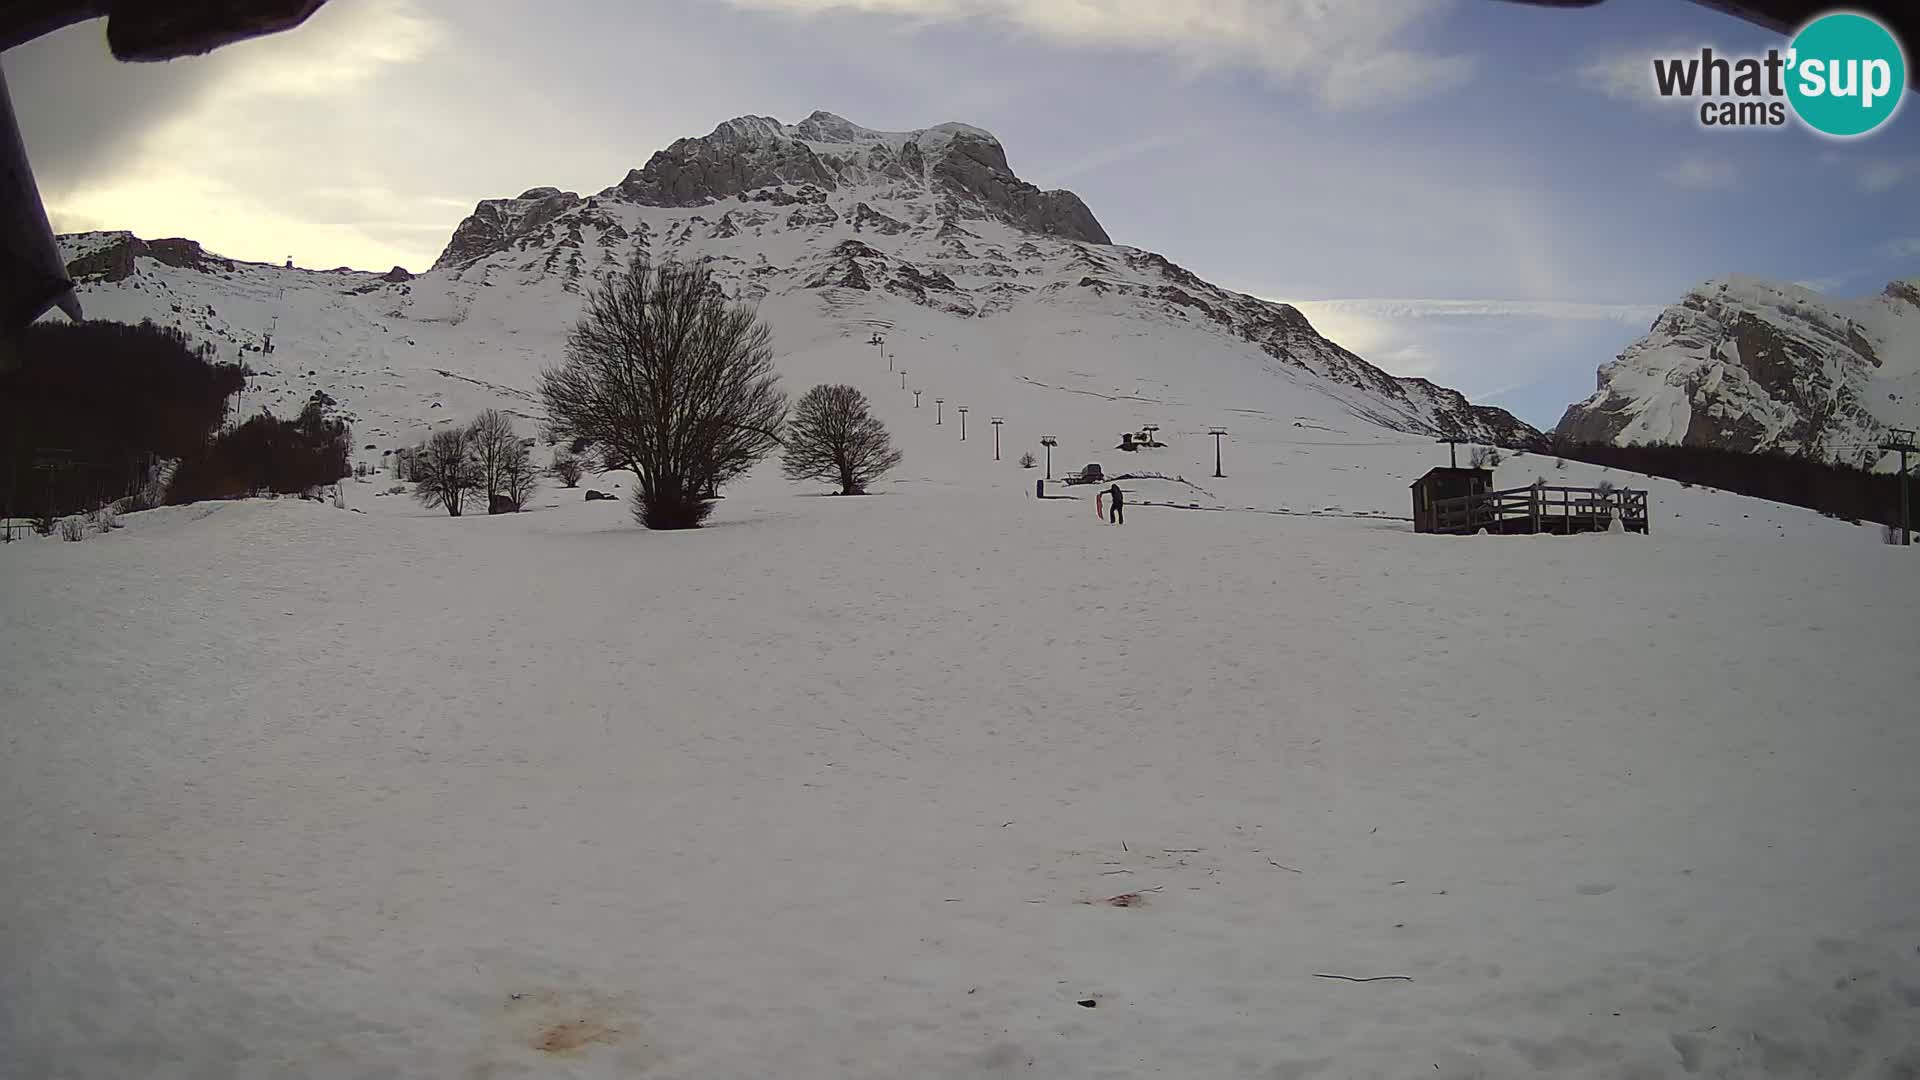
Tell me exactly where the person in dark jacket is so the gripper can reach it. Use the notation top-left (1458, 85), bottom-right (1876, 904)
top-left (1105, 483), bottom-right (1124, 525)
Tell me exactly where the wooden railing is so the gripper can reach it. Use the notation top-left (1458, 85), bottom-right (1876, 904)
top-left (1429, 485), bottom-right (1648, 535)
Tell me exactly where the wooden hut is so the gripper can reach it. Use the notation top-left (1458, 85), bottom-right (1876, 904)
top-left (1410, 466), bottom-right (1493, 533)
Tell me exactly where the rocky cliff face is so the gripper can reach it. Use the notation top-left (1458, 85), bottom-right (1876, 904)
top-left (430, 187), bottom-right (583, 272)
top-left (64, 232), bottom-right (233, 281)
top-left (442, 112), bottom-right (1108, 272)
top-left (1556, 276), bottom-right (1920, 468)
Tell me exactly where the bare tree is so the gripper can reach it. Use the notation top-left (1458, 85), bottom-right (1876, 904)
top-left (540, 256), bottom-right (788, 529)
top-left (498, 440), bottom-right (538, 511)
top-left (782, 384), bottom-right (903, 495)
top-left (1018, 451), bottom-right (1037, 469)
top-left (413, 427), bottom-right (480, 516)
top-left (469, 409), bottom-right (519, 513)
top-left (549, 451), bottom-right (584, 488)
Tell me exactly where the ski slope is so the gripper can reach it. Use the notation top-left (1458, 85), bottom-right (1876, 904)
top-left (3, 471), bottom-right (1917, 1078)
top-left (52, 227), bottom-right (1895, 548)
top-left (11, 111), bottom-right (1917, 1077)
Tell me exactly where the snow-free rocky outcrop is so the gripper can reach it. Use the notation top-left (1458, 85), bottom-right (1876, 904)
top-left (1558, 275), bottom-right (1920, 469)
top-left (54, 111), bottom-right (1536, 448)
top-left (596, 113), bottom-right (1109, 247)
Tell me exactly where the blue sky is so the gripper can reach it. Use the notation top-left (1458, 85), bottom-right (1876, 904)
top-left (7, 0), bottom-right (1918, 427)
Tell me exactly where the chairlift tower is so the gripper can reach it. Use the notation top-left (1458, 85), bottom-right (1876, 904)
top-left (958, 406), bottom-right (969, 441)
top-left (1882, 427), bottom-right (1916, 546)
top-left (991, 417), bottom-right (1004, 460)
top-left (1039, 435), bottom-right (1058, 479)
top-left (1209, 427), bottom-right (1228, 478)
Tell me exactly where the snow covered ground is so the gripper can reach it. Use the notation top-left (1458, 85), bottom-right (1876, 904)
top-left (4, 452), bottom-right (1918, 1076)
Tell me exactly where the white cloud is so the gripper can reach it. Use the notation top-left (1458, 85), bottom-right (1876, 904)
top-left (1792, 276), bottom-right (1846, 293)
top-left (1576, 45), bottom-right (1661, 105)
top-left (1290, 298), bottom-right (1664, 327)
top-left (1574, 39), bottom-right (1694, 108)
top-left (1856, 158), bottom-right (1920, 192)
top-left (1033, 132), bottom-right (1189, 186)
top-left (1887, 238), bottom-right (1920, 258)
top-left (197, 0), bottom-right (441, 98)
top-left (1279, 298), bottom-right (1661, 424)
top-left (1659, 155), bottom-right (1736, 190)
top-left (713, 0), bottom-right (1474, 109)
top-left (38, 0), bottom-right (452, 270)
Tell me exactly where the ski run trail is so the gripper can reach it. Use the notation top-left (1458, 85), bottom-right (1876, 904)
top-left (4, 426), bottom-right (1918, 1078)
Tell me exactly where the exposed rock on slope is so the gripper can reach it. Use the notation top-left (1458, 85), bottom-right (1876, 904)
top-left (1558, 276), bottom-right (1920, 468)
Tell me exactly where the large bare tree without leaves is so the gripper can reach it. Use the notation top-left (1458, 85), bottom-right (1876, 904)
top-left (782, 384), bottom-right (903, 495)
top-left (540, 257), bottom-right (788, 529)
top-left (498, 439), bottom-right (538, 511)
top-left (468, 409), bottom-right (519, 513)
top-left (412, 427), bottom-right (480, 516)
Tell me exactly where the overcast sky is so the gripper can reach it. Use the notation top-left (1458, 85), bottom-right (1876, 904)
top-left (6, 0), bottom-right (1917, 426)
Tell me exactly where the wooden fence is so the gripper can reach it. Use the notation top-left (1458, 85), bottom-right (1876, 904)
top-left (1428, 484), bottom-right (1648, 536)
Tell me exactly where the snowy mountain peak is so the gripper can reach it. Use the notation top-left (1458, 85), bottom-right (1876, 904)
top-left (511, 111), bottom-right (1111, 256)
top-left (1557, 274), bottom-right (1920, 467)
top-left (53, 109), bottom-right (1541, 458)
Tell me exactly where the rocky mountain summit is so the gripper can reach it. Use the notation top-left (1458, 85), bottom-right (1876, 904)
top-left (1557, 276), bottom-right (1920, 469)
top-left (416, 112), bottom-right (1529, 444)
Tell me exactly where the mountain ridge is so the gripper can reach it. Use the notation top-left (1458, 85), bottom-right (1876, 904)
top-left (1556, 274), bottom-right (1920, 469)
top-left (53, 110), bottom-right (1539, 456)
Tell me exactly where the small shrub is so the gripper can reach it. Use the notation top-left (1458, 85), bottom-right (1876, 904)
top-left (1596, 478), bottom-right (1616, 493)
top-left (169, 403), bottom-right (351, 503)
top-left (550, 453), bottom-right (584, 488)
top-left (1488, 448), bottom-right (1503, 467)
top-left (1468, 445), bottom-right (1491, 469)
top-left (59, 517), bottom-right (87, 541)
top-left (1555, 457), bottom-right (1567, 470)
top-left (99, 505), bottom-right (122, 530)
top-left (1885, 522), bottom-right (1904, 545)
top-left (1019, 451), bottom-right (1037, 469)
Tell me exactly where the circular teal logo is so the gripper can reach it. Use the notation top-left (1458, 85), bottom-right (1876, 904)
top-left (1786, 12), bottom-right (1906, 137)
